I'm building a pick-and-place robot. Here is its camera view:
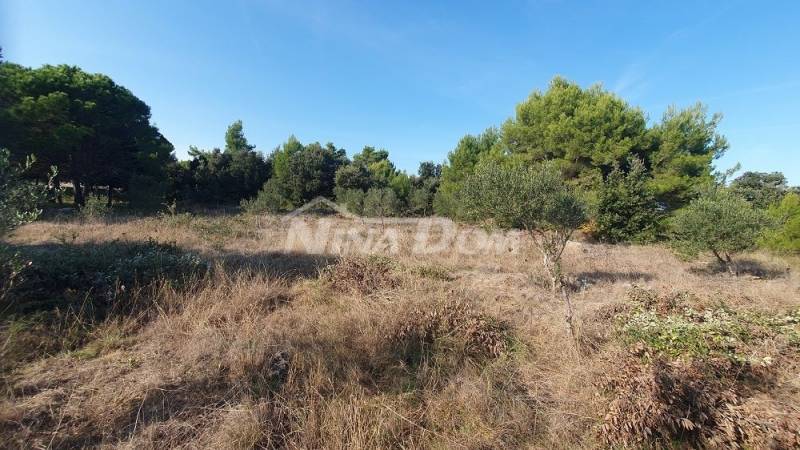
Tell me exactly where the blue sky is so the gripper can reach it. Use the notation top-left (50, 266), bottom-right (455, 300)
top-left (2, 0), bottom-right (799, 183)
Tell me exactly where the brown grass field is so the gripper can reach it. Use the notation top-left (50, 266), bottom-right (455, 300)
top-left (1, 213), bottom-right (799, 449)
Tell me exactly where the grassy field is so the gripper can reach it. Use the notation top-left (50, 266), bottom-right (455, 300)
top-left (1, 212), bottom-right (799, 448)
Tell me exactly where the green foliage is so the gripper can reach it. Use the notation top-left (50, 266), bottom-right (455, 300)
top-left (1, 239), bottom-right (206, 370)
top-left (333, 187), bottom-right (365, 215)
top-left (760, 192), bottom-right (800, 253)
top-left (177, 121), bottom-right (269, 205)
top-left (1, 149), bottom-right (51, 303)
top-left (362, 187), bottom-right (400, 217)
top-left (595, 158), bottom-right (660, 243)
top-left (334, 163), bottom-right (372, 192)
top-left (224, 120), bottom-right (254, 153)
top-left (108, 241), bottom-right (207, 289)
top-left (389, 171), bottom-right (411, 201)
top-left (6, 239), bottom-right (207, 316)
top-left (406, 161), bottom-right (441, 216)
top-left (406, 263), bottom-right (454, 281)
top-left (670, 189), bottom-right (766, 273)
top-left (461, 161), bottom-right (586, 233)
top-left (78, 194), bottom-right (110, 221)
top-left (434, 128), bottom-right (501, 217)
top-left (647, 104), bottom-right (728, 210)
top-left (502, 77), bottom-right (648, 191)
top-left (0, 63), bottom-right (174, 206)
top-left (241, 178), bottom-right (291, 214)
top-left (0, 150), bottom-right (48, 236)
top-left (462, 161), bottom-right (586, 341)
top-left (622, 308), bottom-right (800, 364)
top-left (619, 289), bottom-right (799, 362)
top-left (494, 78), bottom-right (726, 213)
top-left (333, 156), bottom-right (440, 217)
top-left (254, 138), bottom-right (347, 212)
top-left (408, 185), bottom-right (434, 216)
top-left (599, 289), bottom-right (800, 449)
top-left (730, 171), bottom-right (788, 209)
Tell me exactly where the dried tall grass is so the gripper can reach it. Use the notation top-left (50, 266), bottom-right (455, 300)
top-left (1, 214), bottom-right (798, 448)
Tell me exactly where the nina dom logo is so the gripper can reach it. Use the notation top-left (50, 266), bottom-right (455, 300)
top-left (279, 197), bottom-right (522, 256)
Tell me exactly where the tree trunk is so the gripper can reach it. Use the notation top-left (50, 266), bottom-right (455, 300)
top-left (711, 249), bottom-right (726, 265)
top-left (725, 253), bottom-right (738, 276)
top-left (544, 252), bottom-right (577, 343)
top-left (531, 230), bottom-right (577, 344)
top-left (54, 178), bottom-right (63, 205)
top-left (106, 184), bottom-right (113, 208)
top-left (73, 178), bottom-right (85, 207)
top-left (560, 280), bottom-right (577, 342)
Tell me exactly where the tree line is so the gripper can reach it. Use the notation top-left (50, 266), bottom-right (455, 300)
top-left (1, 55), bottom-right (798, 254)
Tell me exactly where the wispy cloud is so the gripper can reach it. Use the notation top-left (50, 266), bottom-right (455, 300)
top-left (612, 3), bottom-right (739, 104)
top-left (254, 0), bottom-right (410, 53)
top-left (613, 63), bottom-right (650, 101)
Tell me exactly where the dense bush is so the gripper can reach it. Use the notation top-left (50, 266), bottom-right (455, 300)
top-left (333, 158), bottom-right (440, 217)
top-left (77, 194), bottom-right (110, 221)
top-left (1, 149), bottom-right (51, 302)
top-left (434, 128), bottom-right (500, 218)
top-left (241, 178), bottom-right (291, 214)
top-left (670, 189), bottom-right (765, 275)
top-left (760, 192), bottom-right (800, 253)
top-left (6, 239), bottom-right (207, 315)
top-left (362, 187), bottom-right (401, 217)
top-left (620, 288), bottom-right (799, 361)
top-left (0, 238), bottom-right (206, 375)
top-left (333, 187), bottom-right (365, 215)
top-left (175, 121), bottom-right (270, 205)
top-left (0, 150), bottom-right (49, 235)
top-left (730, 171), bottom-right (789, 208)
top-left (247, 137), bottom-right (346, 212)
top-left (595, 158), bottom-right (660, 243)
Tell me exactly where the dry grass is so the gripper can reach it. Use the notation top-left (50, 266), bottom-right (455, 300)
top-left (1, 213), bottom-right (798, 448)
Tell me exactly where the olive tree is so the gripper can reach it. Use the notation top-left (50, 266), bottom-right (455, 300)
top-left (670, 189), bottom-right (765, 275)
top-left (462, 161), bottom-right (587, 339)
top-left (363, 187), bottom-right (400, 218)
top-left (0, 150), bottom-right (49, 236)
top-left (1, 149), bottom-right (53, 304)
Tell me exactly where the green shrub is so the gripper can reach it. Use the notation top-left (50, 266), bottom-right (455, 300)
top-left (333, 187), bottom-right (365, 215)
top-left (729, 171), bottom-right (788, 209)
top-left (78, 194), bottom-right (110, 221)
top-left (760, 192), bottom-right (800, 253)
top-left (362, 187), bottom-right (400, 217)
top-left (670, 189), bottom-right (766, 275)
top-left (1, 239), bottom-right (206, 372)
top-left (406, 263), bottom-right (454, 281)
top-left (618, 288), bottom-right (799, 362)
top-left (6, 239), bottom-right (207, 315)
top-left (595, 158), bottom-right (660, 243)
top-left (1, 150), bottom-right (52, 303)
top-left (1, 150), bottom-right (49, 236)
top-left (241, 178), bottom-right (292, 214)
top-left (601, 288), bottom-right (800, 448)
top-left (108, 241), bottom-right (207, 288)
